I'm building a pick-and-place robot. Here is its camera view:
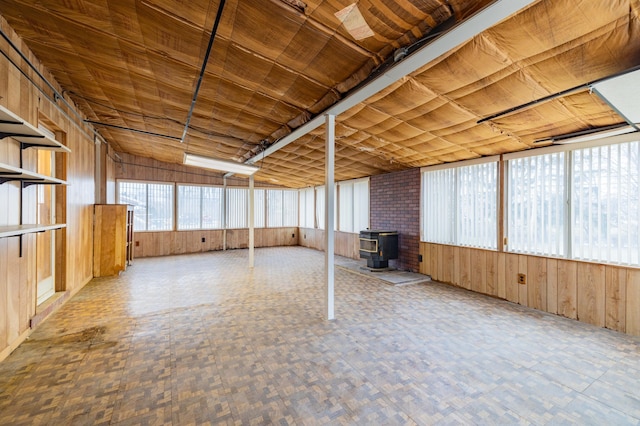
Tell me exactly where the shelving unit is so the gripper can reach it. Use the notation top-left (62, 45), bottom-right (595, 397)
top-left (0, 105), bottom-right (71, 152)
top-left (0, 104), bottom-right (70, 257)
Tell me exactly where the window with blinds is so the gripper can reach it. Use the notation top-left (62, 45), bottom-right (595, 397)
top-left (572, 141), bottom-right (640, 266)
top-left (507, 152), bottom-right (566, 256)
top-left (338, 178), bottom-right (369, 233)
top-left (421, 160), bottom-right (497, 249)
top-left (177, 185), bottom-right (224, 230)
top-left (299, 187), bottom-right (314, 228)
top-left (315, 186), bottom-right (325, 230)
top-left (118, 181), bottom-right (173, 231)
top-left (254, 189), bottom-right (266, 228)
top-left (226, 187), bottom-right (248, 229)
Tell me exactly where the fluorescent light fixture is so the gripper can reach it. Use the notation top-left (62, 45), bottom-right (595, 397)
top-left (183, 153), bottom-right (259, 175)
top-left (591, 68), bottom-right (640, 125)
top-left (553, 125), bottom-right (638, 144)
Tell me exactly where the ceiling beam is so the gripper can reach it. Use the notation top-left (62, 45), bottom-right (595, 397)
top-left (245, 0), bottom-right (539, 166)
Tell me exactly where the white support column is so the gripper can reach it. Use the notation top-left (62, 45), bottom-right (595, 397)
top-left (249, 175), bottom-right (255, 268)
top-left (223, 177), bottom-right (227, 250)
top-left (324, 114), bottom-right (335, 320)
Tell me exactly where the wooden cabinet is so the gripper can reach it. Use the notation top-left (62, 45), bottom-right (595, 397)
top-left (93, 204), bottom-right (131, 277)
top-left (126, 205), bottom-right (134, 266)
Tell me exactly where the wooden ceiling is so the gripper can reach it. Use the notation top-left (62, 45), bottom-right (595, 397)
top-left (1, 0), bottom-right (639, 187)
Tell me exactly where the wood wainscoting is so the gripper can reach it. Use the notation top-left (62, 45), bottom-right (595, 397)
top-left (133, 227), bottom-right (299, 258)
top-left (419, 242), bottom-right (640, 337)
top-left (298, 228), bottom-right (360, 260)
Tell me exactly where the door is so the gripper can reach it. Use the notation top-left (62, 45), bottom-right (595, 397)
top-left (36, 136), bottom-right (55, 305)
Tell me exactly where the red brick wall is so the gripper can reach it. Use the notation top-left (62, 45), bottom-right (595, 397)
top-left (370, 168), bottom-right (421, 272)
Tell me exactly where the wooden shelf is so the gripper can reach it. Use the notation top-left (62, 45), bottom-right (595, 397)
top-left (0, 224), bottom-right (66, 238)
top-left (0, 105), bottom-right (70, 152)
top-left (0, 162), bottom-right (67, 186)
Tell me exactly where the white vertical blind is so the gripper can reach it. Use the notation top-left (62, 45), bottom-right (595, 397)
top-left (457, 162), bottom-right (497, 249)
top-left (253, 189), bottom-right (265, 228)
top-left (267, 189), bottom-right (284, 227)
top-left (316, 186), bottom-right (325, 229)
top-left (299, 187), bottom-right (314, 228)
top-left (336, 178), bottom-right (369, 232)
top-left (338, 182), bottom-right (353, 232)
top-left (283, 190), bottom-right (299, 226)
top-left (572, 141), bottom-right (640, 265)
top-left (353, 179), bottom-right (369, 232)
top-left (507, 153), bottom-right (565, 256)
top-left (226, 187), bottom-right (248, 229)
top-left (177, 185), bottom-right (200, 230)
top-left (422, 168), bottom-right (456, 244)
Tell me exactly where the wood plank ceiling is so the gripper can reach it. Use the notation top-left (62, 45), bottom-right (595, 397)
top-left (1, 0), bottom-right (639, 187)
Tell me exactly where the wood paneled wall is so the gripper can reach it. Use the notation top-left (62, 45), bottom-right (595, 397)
top-left (420, 243), bottom-right (640, 336)
top-left (0, 17), bottom-right (97, 360)
top-left (115, 152), bottom-right (266, 187)
top-left (298, 228), bottom-right (360, 260)
top-left (133, 228), bottom-right (299, 258)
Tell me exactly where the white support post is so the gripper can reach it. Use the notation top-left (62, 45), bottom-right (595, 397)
top-left (223, 177), bottom-right (227, 250)
top-left (324, 114), bottom-right (335, 320)
top-left (249, 175), bottom-right (255, 268)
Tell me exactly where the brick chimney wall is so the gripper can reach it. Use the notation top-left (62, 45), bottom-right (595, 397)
top-left (369, 168), bottom-right (421, 272)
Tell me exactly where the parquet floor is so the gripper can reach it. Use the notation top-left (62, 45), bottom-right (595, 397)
top-left (1, 246), bottom-right (640, 425)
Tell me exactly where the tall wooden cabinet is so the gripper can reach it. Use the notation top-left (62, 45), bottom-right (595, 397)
top-left (93, 204), bottom-right (133, 277)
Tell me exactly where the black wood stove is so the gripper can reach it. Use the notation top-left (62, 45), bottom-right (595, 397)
top-left (359, 230), bottom-right (399, 269)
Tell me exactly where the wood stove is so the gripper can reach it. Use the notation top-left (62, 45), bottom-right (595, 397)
top-left (359, 230), bottom-right (399, 269)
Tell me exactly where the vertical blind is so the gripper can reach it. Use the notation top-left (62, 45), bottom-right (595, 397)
top-left (177, 185), bottom-right (224, 230)
top-left (421, 161), bottom-right (497, 249)
top-left (457, 162), bottom-right (497, 249)
top-left (299, 187), bottom-right (314, 228)
top-left (507, 153), bottom-right (565, 256)
top-left (422, 168), bottom-right (456, 245)
top-left (226, 187), bottom-right (248, 229)
top-left (572, 142), bottom-right (640, 265)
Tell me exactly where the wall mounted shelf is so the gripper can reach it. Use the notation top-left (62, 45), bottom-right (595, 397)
top-left (0, 224), bottom-right (66, 238)
top-left (0, 105), bottom-right (71, 152)
top-left (0, 162), bottom-right (67, 186)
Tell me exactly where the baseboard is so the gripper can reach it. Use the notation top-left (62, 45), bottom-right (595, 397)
top-left (0, 328), bottom-right (32, 363)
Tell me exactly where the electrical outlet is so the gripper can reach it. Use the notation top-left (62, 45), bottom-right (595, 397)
top-left (135, 241), bottom-right (139, 247)
top-left (292, 233), bottom-right (295, 238)
top-left (418, 254), bottom-right (423, 262)
top-left (201, 237), bottom-right (206, 243)
top-left (517, 273), bottom-right (526, 285)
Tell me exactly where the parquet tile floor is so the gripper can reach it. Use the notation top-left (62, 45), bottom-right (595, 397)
top-left (1, 246), bottom-right (639, 425)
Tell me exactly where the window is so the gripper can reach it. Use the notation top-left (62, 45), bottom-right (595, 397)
top-left (267, 189), bottom-right (284, 227)
top-left (299, 187), bottom-right (314, 228)
top-left (338, 178), bottom-right (369, 233)
top-left (316, 186), bottom-right (325, 230)
top-left (254, 189), bottom-right (266, 228)
top-left (177, 185), bottom-right (224, 230)
top-left (507, 153), bottom-right (566, 256)
top-left (422, 168), bottom-right (455, 245)
top-left (118, 181), bottom-right (173, 231)
top-left (421, 159), bottom-right (498, 249)
top-left (264, 189), bottom-right (298, 227)
top-left (572, 142), bottom-right (640, 265)
top-left (226, 187), bottom-right (248, 229)
top-left (283, 190), bottom-right (298, 227)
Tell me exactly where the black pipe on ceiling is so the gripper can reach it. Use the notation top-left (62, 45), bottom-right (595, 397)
top-left (85, 120), bottom-right (182, 140)
top-left (180, 0), bottom-right (227, 144)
